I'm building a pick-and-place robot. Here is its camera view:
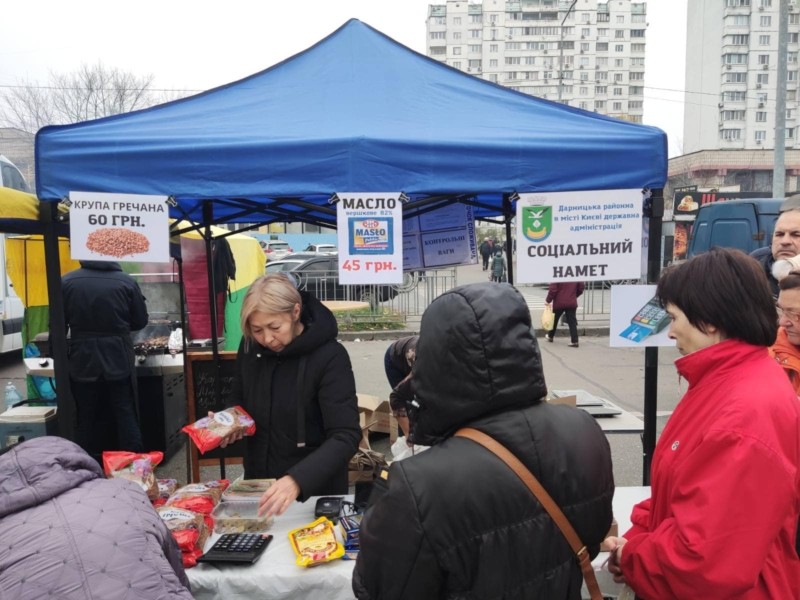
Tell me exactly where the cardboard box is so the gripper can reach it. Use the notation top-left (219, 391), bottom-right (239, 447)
top-left (357, 393), bottom-right (398, 444)
top-left (546, 391), bottom-right (577, 407)
top-left (358, 411), bottom-right (377, 450)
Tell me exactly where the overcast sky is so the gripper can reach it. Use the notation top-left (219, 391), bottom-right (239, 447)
top-left (2, 0), bottom-right (687, 156)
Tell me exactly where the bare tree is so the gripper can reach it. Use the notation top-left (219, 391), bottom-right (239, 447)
top-left (0, 62), bottom-right (168, 133)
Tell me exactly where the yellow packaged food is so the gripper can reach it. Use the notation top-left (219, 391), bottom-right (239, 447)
top-left (288, 516), bottom-right (345, 567)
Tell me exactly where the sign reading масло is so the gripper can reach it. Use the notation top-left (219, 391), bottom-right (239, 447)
top-left (69, 191), bottom-right (170, 263)
top-left (336, 193), bottom-right (403, 284)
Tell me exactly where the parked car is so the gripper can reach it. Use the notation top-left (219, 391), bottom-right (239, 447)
top-left (259, 239), bottom-right (293, 260)
top-left (304, 243), bottom-right (338, 254)
top-left (265, 256), bottom-right (397, 306)
top-left (0, 155), bottom-right (30, 193)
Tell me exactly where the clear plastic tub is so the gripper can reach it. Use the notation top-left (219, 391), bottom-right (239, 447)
top-left (221, 478), bottom-right (276, 502)
top-left (212, 501), bottom-right (273, 534)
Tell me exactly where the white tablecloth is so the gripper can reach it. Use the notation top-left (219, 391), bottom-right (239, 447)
top-left (187, 488), bottom-right (652, 600)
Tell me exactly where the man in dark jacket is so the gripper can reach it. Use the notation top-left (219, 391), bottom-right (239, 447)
top-left (751, 207), bottom-right (800, 298)
top-left (353, 282), bottom-right (614, 600)
top-left (0, 436), bottom-right (193, 600)
top-left (62, 260), bottom-right (148, 459)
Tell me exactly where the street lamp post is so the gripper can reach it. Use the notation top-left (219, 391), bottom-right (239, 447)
top-left (558, 0), bottom-right (579, 103)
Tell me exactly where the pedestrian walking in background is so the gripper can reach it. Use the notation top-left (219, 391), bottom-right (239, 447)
top-left (545, 281), bottom-right (584, 347)
top-left (479, 238), bottom-right (492, 270)
top-left (490, 247), bottom-right (506, 282)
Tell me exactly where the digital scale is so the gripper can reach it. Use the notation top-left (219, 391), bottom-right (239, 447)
top-left (619, 297), bottom-right (670, 343)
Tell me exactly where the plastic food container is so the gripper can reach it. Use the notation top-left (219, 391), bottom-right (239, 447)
top-left (221, 478), bottom-right (276, 502)
top-left (211, 501), bottom-right (273, 534)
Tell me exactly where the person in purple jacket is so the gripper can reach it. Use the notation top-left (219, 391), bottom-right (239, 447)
top-left (0, 436), bottom-right (193, 600)
top-left (545, 281), bottom-right (585, 348)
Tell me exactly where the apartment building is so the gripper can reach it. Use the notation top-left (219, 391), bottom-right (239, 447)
top-left (425, 0), bottom-right (648, 122)
top-left (684, 0), bottom-right (800, 153)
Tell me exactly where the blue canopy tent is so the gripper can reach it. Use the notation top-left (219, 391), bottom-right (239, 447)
top-left (35, 19), bottom-right (666, 222)
top-left (34, 19), bottom-right (667, 481)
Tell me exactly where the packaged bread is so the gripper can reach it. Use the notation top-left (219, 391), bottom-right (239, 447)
top-left (102, 450), bottom-right (164, 501)
top-left (167, 480), bottom-right (230, 516)
top-left (182, 406), bottom-right (256, 454)
top-left (157, 506), bottom-right (208, 568)
top-left (154, 478), bottom-right (179, 507)
top-left (288, 516), bottom-right (345, 567)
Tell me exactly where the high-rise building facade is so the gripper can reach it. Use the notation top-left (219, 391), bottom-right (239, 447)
top-left (425, 0), bottom-right (648, 122)
top-left (684, 0), bottom-right (800, 153)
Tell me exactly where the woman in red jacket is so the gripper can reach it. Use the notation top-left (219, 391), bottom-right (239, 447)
top-left (607, 248), bottom-right (800, 599)
top-left (545, 281), bottom-right (585, 347)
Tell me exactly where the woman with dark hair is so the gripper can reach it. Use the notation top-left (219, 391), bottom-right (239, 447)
top-left (606, 248), bottom-right (800, 599)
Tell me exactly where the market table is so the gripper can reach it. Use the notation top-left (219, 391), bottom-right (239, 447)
top-left (186, 487), bottom-right (652, 600)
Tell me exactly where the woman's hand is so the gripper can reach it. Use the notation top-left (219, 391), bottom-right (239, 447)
top-left (604, 536), bottom-right (628, 584)
top-left (258, 475), bottom-right (301, 519)
top-left (206, 411), bottom-right (245, 448)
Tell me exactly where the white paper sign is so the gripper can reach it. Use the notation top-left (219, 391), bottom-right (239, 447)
top-left (335, 193), bottom-right (403, 284)
top-left (609, 284), bottom-right (676, 348)
top-left (516, 189), bottom-right (642, 283)
top-left (70, 191), bottom-right (170, 263)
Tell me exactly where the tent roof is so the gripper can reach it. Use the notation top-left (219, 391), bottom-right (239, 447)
top-left (35, 19), bottom-right (667, 225)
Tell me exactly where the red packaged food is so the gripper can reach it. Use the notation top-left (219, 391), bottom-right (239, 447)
top-left (182, 406), bottom-right (256, 454)
top-left (166, 480), bottom-right (230, 516)
top-left (102, 450), bottom-right (164, 501)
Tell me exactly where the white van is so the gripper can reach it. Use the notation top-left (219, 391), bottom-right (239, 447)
top-left (0, 155), bottom-right (31, 193)
top-left (0, 156), bottom-right (30, 353)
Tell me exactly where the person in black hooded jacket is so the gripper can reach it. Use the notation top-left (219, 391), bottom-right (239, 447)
top-left (62, 260), bottom-right (149, 460)
top-left (224, 273), bottom-right (361, 519)
top-left (353, 282), bottom-right (614, 600)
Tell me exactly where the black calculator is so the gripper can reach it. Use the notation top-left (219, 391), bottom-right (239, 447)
top-left (197, 533), bottom-right (273, 564)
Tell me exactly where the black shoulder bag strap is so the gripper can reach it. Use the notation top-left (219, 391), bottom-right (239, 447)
top-left (454, 427), bottom-right (603, 600)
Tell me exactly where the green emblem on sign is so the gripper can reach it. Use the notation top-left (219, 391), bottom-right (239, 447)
top-left (522, 206), bottom-right (552, 242)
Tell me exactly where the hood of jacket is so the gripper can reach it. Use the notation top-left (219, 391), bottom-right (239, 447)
top-left (78, 260), bottom-right (122, 272)
top-left (0, 436), bottom-right (103, 519)
top-left (254, 290), bottom-right (338, 358)
top-left (411, 282), bottom-right (548, 445)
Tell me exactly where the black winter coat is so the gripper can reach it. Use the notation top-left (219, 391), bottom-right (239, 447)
top-left (62, 261), bottom-right (148, 381)
top-left (232, 292), bottom-right (361, 499)
top-left (353, 282), bottom-right (614, 600)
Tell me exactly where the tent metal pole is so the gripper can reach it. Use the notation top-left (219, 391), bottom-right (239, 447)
top-left (642, 188), bottom-right (664, 485)
top-left (503, 195), bottom-right (514, 285)
top-left (42, 202), bottom-right (74, 439)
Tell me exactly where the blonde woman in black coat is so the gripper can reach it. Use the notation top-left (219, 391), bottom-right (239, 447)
top-left (220, 274), bottom-right (361, 519)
